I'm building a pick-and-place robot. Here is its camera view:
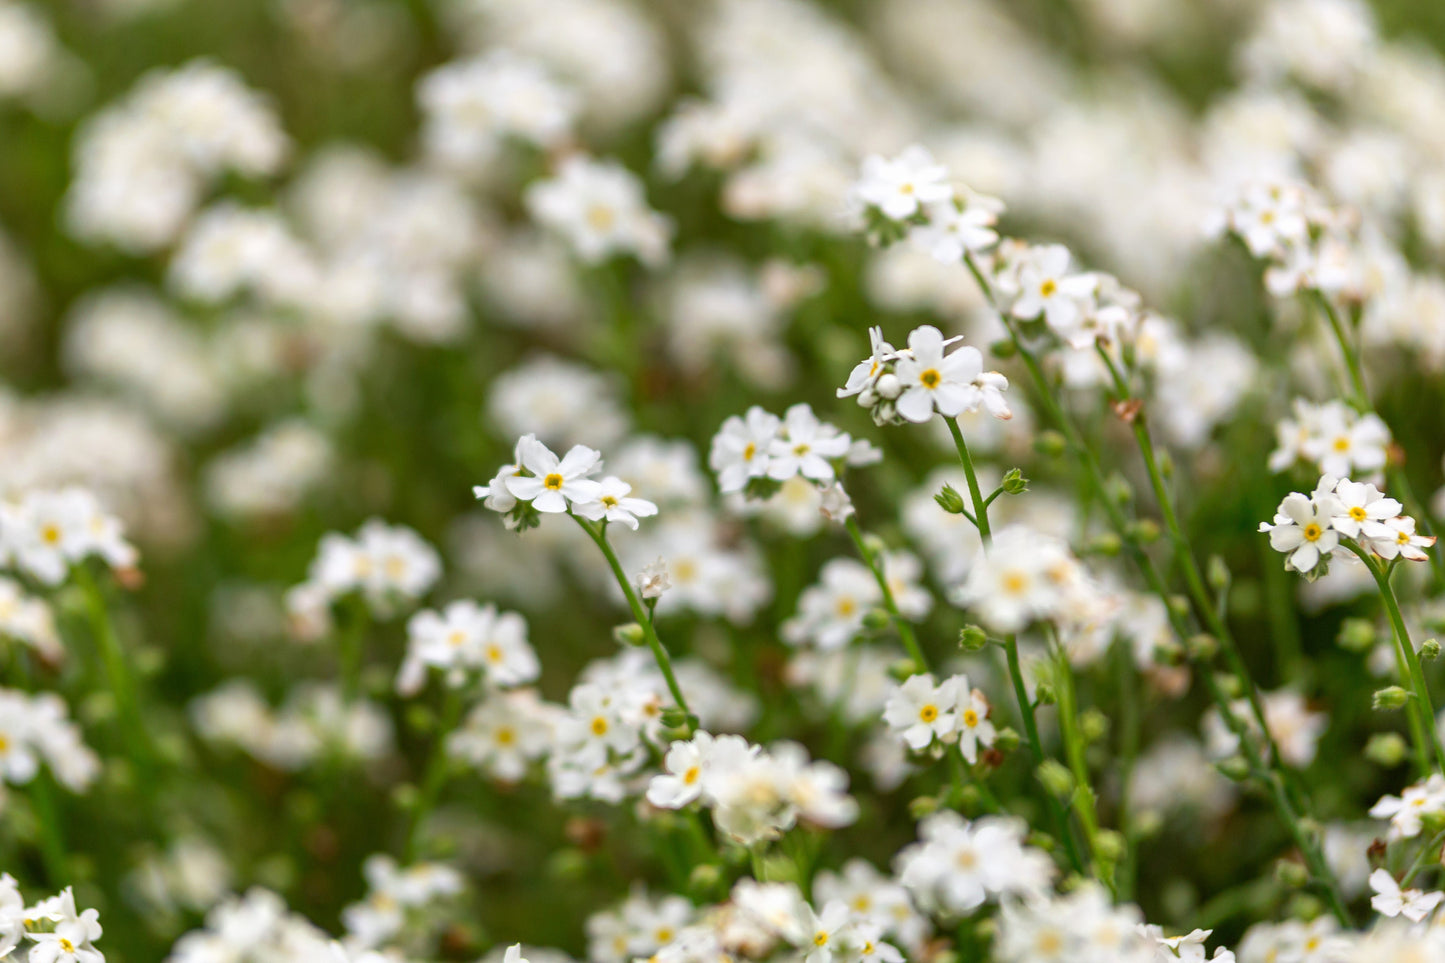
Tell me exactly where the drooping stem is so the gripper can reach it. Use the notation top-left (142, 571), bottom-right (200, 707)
top-left (577, 517), bottom-right (694, 732)
top-left (843, 516), bottom-right (929, 673)
top-left (1344, 541), bottom-right (1445, 774)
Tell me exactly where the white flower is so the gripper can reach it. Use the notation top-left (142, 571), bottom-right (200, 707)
top-left (909, 195), bottom-right (1001, 262)
top-left (883, 674), bottom-right (961, 751)
top-left (525, 155), bottom-right (671, 267)
top-left (647, 731), bottom-right (729, 809)
top-left (1330, 478), bottom-right (1401, 538)
top-left (1370, 869), bottom-right (1445, 922)
top-left (765, 404), bottom-right (851, 483)
top-left (573, 476), bottom-right (659, 531)
top-left (837, 326), bottom-right (898, 401)
top-left (709, 407), bottom-right (781, 494)
top-left (954, 684), bottom-right (997, 765)
top-left (1371, 775), bottom-right (1445, 839)
top-left (504, 434), bottom-right (603, 514)
top-left (855, 146), bottom-right (952, 221)
top-left (1364, 514), bottom-right (1436, 562)
top-left (1259, 486), bottom-right (1342, 574)
top-left (892, 325), bottom-right (984, 424)
top-left (1009, 244), bottom-right (1097, 337)
top-left (636, 558), bottom-right (671, 600)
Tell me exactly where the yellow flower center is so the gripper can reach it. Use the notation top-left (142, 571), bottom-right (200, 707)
top-left (835, 596), bottom-right (857, 617)
top-left (919, 704), bottom-right (939, 723)
top-left (586, 205), bottom-right (616, 230)
top-left (495, 726), bottom-right (516, 746)
top-left (1001, 571), bottom-right (1028, 594)
top-left (384, 555), bottom-right (406, 578)
top-left (1302, 523), bottom-right (1322, 542)
top-left (602, 495), bottom-right (619, 508)
top-left (1040, 279), bottom-right (1058, 298)
top-left (956, 848), bottom-right (977, 869)
top-left (1035, 931), bottom-right (1063, 954)
top-left (1399, 530), bottom-right (1412, 544)
top-left (0, 734), bottom-right (8, 753)
top-left (543, 473), bottom-right (565, 490)
top-left (448, 631), bottom-right (467, 647)
top-left (40, 524), bottom-right (61, 545)
top-left (1332, 436), bottom-right (1351, 452)
top-left (684, 765), bottom-right (700, 785)
top-left (485, 643), bottom-right (503, 662)
top-left (792, 443), bottom-right (810, 456)
top-left (1350, 506), bottom-right (1367, 521)
top-left (962, 708), bottom-right (979, 727)
top-left (813, 932), bottom-right (829, 947)
top-left (743, 442), bottom-right (757, 461)
top-left (59, 938), bottom-right (76, 953)
top-left (590, 716), bottom-right (609, 736)
top-left (919, 368), bottom-right (941, 389)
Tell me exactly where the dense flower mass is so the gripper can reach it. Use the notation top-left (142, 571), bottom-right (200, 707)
top-left (15, 0), bottom-right (1445, 960)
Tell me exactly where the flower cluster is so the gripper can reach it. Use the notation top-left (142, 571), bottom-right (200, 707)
top-left (782, 555), bottom-right (929, 650)
top-left (896, 811), bottom-right (1054, 916)
top-left (0, 487), bottom-right (136, 586)
top-left (1269, 398), bottom-right (1392, 479)
top-left (1260, 474), bottom-right (1434, 576)
top-left (0, 879), bottom-right (104, 963)
top-left (339, 856), bottom-right (464, 951)
top-left (525, 155), bottom-right (672, 267)
top-left (0, 689), bottom-right (99, 795)
top-left (883, 673), bottom-right (997, 764)
top-left (709, 403), bottom-right (877, 499)
top-left (190, 681), bottom-right (394, 771)
top-left (474, 434), bottom-right (660, 533)
top-left (646, 730), bottom-right (858, 845)
top-left (286, 519), bottom-right (442, 631)
top-left (838, 324), bottom-right (1010, 426)
top-left (395, 600), bottom-right (540, 696)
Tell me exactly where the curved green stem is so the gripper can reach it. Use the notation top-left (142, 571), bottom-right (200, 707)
top-left (577, 518), bottom-right (694, 732)
top-left (843, 516), bottom-right (929, 673)
top-left (945, 419), bottom-right (992, 546)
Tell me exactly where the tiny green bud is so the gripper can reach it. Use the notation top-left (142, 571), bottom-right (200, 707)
top-left (1187, 634), bottom-right (1218, 661)
top-left (1206, 555), bottom-right (1230, 593)
top-left (1338, 618), bottom-right (1377, 653)
top-left (1034, 430), bottom-right (1067, 457)
top-left (1374, 686), bottom-right (1411, 711)
top-left (1215, 755), bottom-right (1251, 782)
top-left (1152, 640), bottom-right (1185, 667)
top-left (1033, 682), bottom-right (1057, 706)
top-left (1158, 449), bottom-right (1175, 480)
top-left (993, 727), bottom-right (1021, 754)
top-left (1094, 829), bottom-right (1127, 864)
top-left (1215, 673), bottom-right (1242, 699)
top-left (1084, 532), bottom-right (1123, 556)
top-left (547, 849), bottom-right (590, 881)
top-left (908, 795), bottom-right (941, 820)
top-left (1424, 638), bottom-right (1442, 661)
top-left (888, 658), bottom-right (920, 681)
top-left (1127, 519), bottom-right (1162, 544)
top-left (689, 864), bottom-right (723, 896)
top-left (1275, 859), bottom-right (1310, 889)
top-left (613, 622), bottom-right (646, 647)
top-left (990, 338), bottom-right (1017, 359)
top-left (1132, 809), bottom-right (1164, 839)
top-left (1106, 474), bottom-right (1133, 505)
top-left (405, 704), bottom-right (436, 734)
top-left (1167, 594), bottom-right (1191, 620)
top-left (659, 706), bottom-right (693, 729)
top-left (862, 533), bottom-right (887, 556)
top-left (1365, 732), bottom-right (1409, 768)
top-left (1026, 831), bottom-right (1057, 853)
top-left (1285, 894), bottom-right (1325, 922)
top-left (1037, 759), bottom-right (1075, 797)
top-left (959, 624), bottom-right (989, 651)
top-left (391, 783), bottom-right (420, 811)
top-left (861, 608), bottom-right (892, 632)
top-left (1001, 468), bottom-right (1028, 495)
top-left (952, 784), bottom-right (983, 814)
top-left (1080, 708), bottom-right (1110, 744)
top-left (934, 484), bottom-right (967, 515)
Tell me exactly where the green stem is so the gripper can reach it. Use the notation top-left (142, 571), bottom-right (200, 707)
top-left (1113, 639), bottom-right (1141, 901)
top-left (945, 419), bottom-right (992, 546)
top-left (843, 517), bottom-right (929, 673)
top-left (960, 252), bottom-right (1352, 924)
top-left (404, 686), bottom-right (465, 861)
top-left (1054, 646), bottom-right (1112, 892)
top-left (578, 518), bottom-right (694, 732)
top-left (73, 565), bottom-right (154, 784)
top-left (1004, 633), bottom-right (1086, 875)
top-left (338, 596), bottom-right (369, 704)
top-left (13, 654), bottom-right (68, 886)
top-left (1345, 542), bottom-right (1445, 774)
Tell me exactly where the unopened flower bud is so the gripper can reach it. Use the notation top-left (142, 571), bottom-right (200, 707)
top-left (1037, 759), bottom-right (1075, 797)
top-left (1106, 474), bottom-right (1133, 505)
top-left (1424, 639), bottom-right (1442, 661)
top-left (1187, 634), bottom-right (1218, 660)
top-left (1001, 468), bottom-right (1028, 495)
top-left (1374, 686), bottom-right (1411, 711)
top-left (1275, 859), bottom-right (1310, 889)
top-left (1080, 709), bottom-right (1109, 744)
top-left (959, 624), bottom-right (989, 651)
top-left (1034, 682), bottom-right (1057, 706)
top-left (989, 338), bottom-right (1016, 359)
top-left (875, 372), bottom-right (902, 400)
top-left (1127, 519), bottom-right (1161, 544)
top-left (1215, 755), bottom-right (1250, 781)
top-left (858, 387), bottom-right (879, 408)
top-left (1034, 430), bottom-right (1067, 457)
top-left (689, 864), bottom-right (723, 896)
top-left (861, 608), bottom-right (892, 632)
top-left (1094, 829), bottom-right (1126, 864)
top-left (1365, 732), bottom-right (1409, 767)
top-left (613, 622), bottom-right (647, 647)
top-left (819, 482), bottom-right (854, 522)
top-left (1215, 673), bottom-right (1242, 699)
top-left (1337, 618), bottom-right (1376, 652)
top-left (889, 658), bottom-right (920, 681)
top-left (993, 727), bottom-right (1021, 754)
top-left (908, 795), bottom-right (940, 819)
top-left (1207, 555), bottom-right (1230, 593)
top-left (659, 706), bottom-right (695, 730)
top-left (1084, 533), bottom-right (1122, 556)
top-left (636, 558), bottom-right (670, 600)
top-left (934, 484), bottom-right (968, 515)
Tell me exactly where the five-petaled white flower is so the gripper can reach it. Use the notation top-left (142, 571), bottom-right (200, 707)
top-left (504, 434), bottom-right (602, 513)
